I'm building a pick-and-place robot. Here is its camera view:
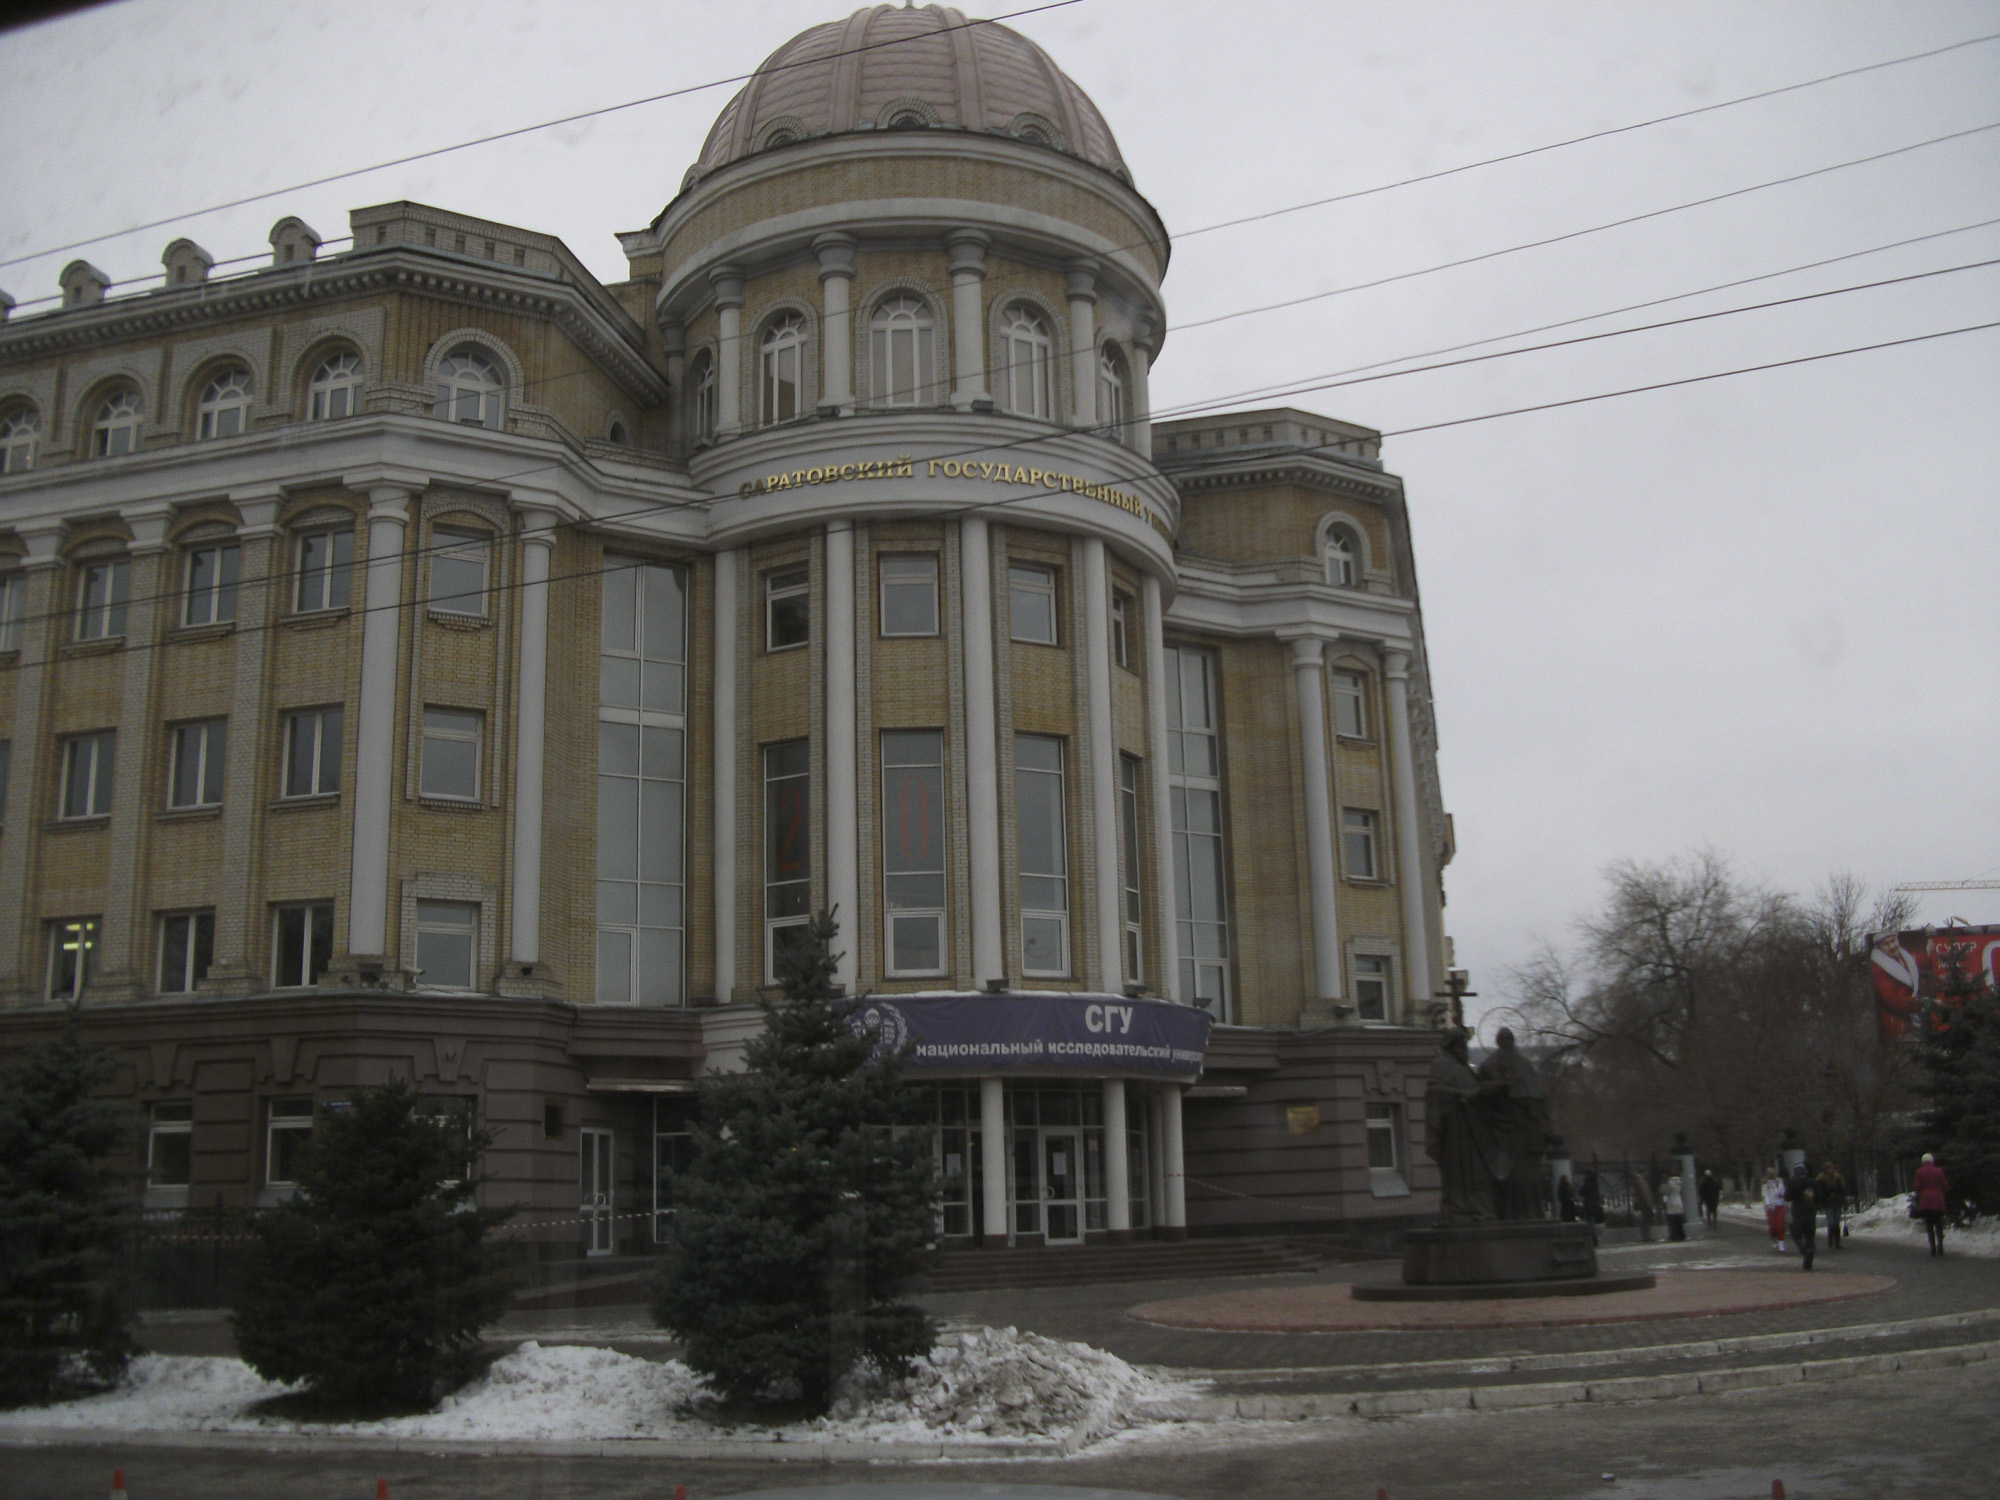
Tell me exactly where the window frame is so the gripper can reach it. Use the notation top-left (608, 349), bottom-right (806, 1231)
top-left (759, 313), bottom-right (807, 426)
top-left (307, 351), bottom-right (363, 421)
top-left (1007, 563), bottom-right (1058, 646)
top-left (1015, 733), bottom-right (1071, 978)
top-left (428, 526), bottom-right (490, 618)
top-left (1354, 952), bottom-right (1392, 1022)
top-left (75, 557), bottom-right (129, 641)
top-left (418, 707), bottom-right (484, 802)
top-left (271, 902), bottom-right (334, 989)
top-left (293, 526), bottom-right (354, 614)
top-left (264, 1097), bottom-right (315, 1188)
top-left (690, 350), bottom-right (717, 444)
top-left (91, 387), bottom-right (143, 458)
top-left (167, 719), bottom-right (227, 810)
top-left (195, 367), bottom-right (253, 440)
top-left (1324, 525), bottom-right (1360, 587)
top-left (995, 304), bottom-right (1054, 420)
top-left (281, 706), bottom-right (342, 799)
top-left (878, 552), bottom-right (939, 638)
top-left (1118, 752), bottom-right (1143, 986)
top-left (1110, 591), bottom-right (1131, 670)
top-left (413, 899), bottom-right (479, 990)
top-left (881, 729), bottom-right (948, 978)
top-left (765, 566), bottom-right (809, 652)
top-left (1165, 645), bottom-right (1231, 1019)
top-left (47, 917), bottom-right (102, 1000)
top-left (1366, 1102), bottom-right (1410, 1196)
top-left (182, 540), bottom-right (240, 627)
top-left (147, 1102), bottom-right (193, 1193)
top-left (1342, 807), bottom-right (1380, 881)
top-left (1098, 343), bottom-right (1127, 443)
top-left (0, 404), bottom-right (39, 474)
top-left (157, 909), bottom-right (215, 994)
top-left (1332, 669), bottom-right (1367, 740)
top-left (434, 348), bottom-right (504, 429)
top-left (868, 294), bottom-right (938, 408)
top-left (763, 739), bottom-right (812, 984)
top-left (59, 730), bottom-right (116, 819)
top-left (0, 572), bottom-right (23, 651)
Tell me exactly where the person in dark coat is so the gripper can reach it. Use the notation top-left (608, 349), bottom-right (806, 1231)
top-left (1815, 1163), bottom-right (1847, 1249)
top-left (1632, 1172), bottom-right (1656, 1242)
top-left (1581, 1171), bottom-right (1604, 1246)
top-left (1913, 1153), bottom-right (1950, 1257)
top-left (1784, 1162), bottom-right (1818, 1270)
top-left (1558, 1174), bottom-right (1578, 1223)
top-left (1698, 1169), bottom-right (1722, 1230)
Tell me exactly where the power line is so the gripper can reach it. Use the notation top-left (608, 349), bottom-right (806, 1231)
top-left (3, 314), bottom-right (1993, 678)
top-left (0, 1), bottom-right (1088, 273)
top-left (7, 253), bottom-right (1992, 639)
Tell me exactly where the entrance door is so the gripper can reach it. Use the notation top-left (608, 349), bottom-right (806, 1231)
top-left (1041, 1129), bottom-right (1082, 1244)
top-left (580, 1128), bottom-right (614, 1256)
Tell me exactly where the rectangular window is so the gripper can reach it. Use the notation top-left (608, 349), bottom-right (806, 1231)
top-left (414, 899), bottom-right (477, 989)
top-left (1343, 807), bottom-right (1379, 880)
top-left (265, 1098), bottom-right (314, 1187)
top-left (47, 917), bottom-right (101, 999)
top-left (1332, 670), bottom-right (1366, 739)
top-left (1008, 564), bottom-right (1057, 645)
top-left (281, 707), bottom-right (341, 798)
top-left (273, 903), bottom-right (333, 988)
top-left (1165, 646), bottom-right (1230, 1018)
top-left (1110, 592), bottom-right (1130, 669)
top-left (184, 543), bottom-right (239, 626)
top-left (0, 573), bottom-right (25, 650)
top-left (764, 739), bottom-right (811, 981)
top-left (882, 730), bottom-right (946, 976)
top-left (1355, 952), bottom-right (1391, 1021)
top-left (1015, 734), bottom-right (1069, 976)
top-left (168, 720), bottom-right (226, 809)
top-left (148, 1103), bottom-right (192, 1189)
top-left (879, 553), bottom-right (939, 637)
top-left (429, 527), bottom-right (488, 617)
top-left (765, 566), bottom-right (809, 651)
top-left (60, 731), bottom-right (116, 819)
top-left (1367, 1103), bottom-right (1409, 1196)
top-left (158, 911), bottom-right (214, 994)
top-left (76, 559), bottom-right (129, 640)
top-left (598, 560), bottom-right (689, 1007)
top-left (419, 708), bottom-right (482, 800)
top-left (295, 528), bottom-right (353, 613)
top-left (1118, 753), bottom-right (1143, 985)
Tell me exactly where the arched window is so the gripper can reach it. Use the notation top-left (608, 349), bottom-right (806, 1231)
top-left (0, 404), bottom-right (39, 474)
top-left (1098, 343), bottom-right (1128, 445)
top-left (92, 387), bottom-right (143, 458)
top-left (1324, 524), bottom-right (1360, 587)
top-left (996, 305), bottom-right (1053, 420)
top-left (434, 348), bottom-right (503, 429)
top-left (689, 350), bottom-right (717, 443)
top-left (869, 296), bottom-right (935, 407)
top-left (606, 418), bottom-right (629, 446)
top-left (308, 352), bottom-right (363, 420)
top-left (196, 368), bottom-right (253, 440)
top-left (760, 314), bottom-right (805, 425)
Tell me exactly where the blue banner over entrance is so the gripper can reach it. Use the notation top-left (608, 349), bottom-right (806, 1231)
top-left (855, 992), bottom-right (1211, 1081)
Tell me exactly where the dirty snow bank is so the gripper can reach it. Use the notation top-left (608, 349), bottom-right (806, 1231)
top-left (1839, 1197), bottom-right (2000, 1258)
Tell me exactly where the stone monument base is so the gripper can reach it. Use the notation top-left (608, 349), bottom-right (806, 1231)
top-left (1350, 1222), bottom-right (1657, 1302)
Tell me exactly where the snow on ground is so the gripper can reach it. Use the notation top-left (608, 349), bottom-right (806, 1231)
top-left (1719, 1196), bottom-right (2000, 1257)
top-left (0, 1327), bottom-right (1193, 1448)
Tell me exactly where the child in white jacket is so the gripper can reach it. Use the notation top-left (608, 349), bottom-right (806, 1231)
top-left (1761, 1168), bottom-right (1789, 1253)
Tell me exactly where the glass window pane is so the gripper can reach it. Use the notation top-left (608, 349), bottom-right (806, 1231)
top-left (598, 881), bottom-right (637, 925)
top-left (599, 721), bottom-right (639, 775)
top-left (638, 928), bottom-right (680, 1006)
top-left (642, 565), bottom-right (686, 664)
top-left (641, 726), bottom-right (683, 780)
top-left (597, 777), bottom-right (639, 880)
top-left (602, 565), bottom-right (638, 653)
top-left (883, 763), bottom-right (943, 872)
top-left (638, 780), bottom-right (683, 881)
top-left (599, 655), bottom-right (640, 708)
top-left (892, 914), bottom-right (941, 972)
top-left (1022, 917), bottom-right (1065, 972)
top-left (422, 735), bottom-right (478, 798)
top-left (596, 930), bottom-right (633, 1005)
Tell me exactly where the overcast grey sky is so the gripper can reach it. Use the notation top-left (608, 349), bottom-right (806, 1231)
top-left (3, 0), bottom-right (1995, 1028)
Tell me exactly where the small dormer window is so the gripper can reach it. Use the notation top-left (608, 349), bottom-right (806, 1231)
top-left (434, 349), bottom-right (503, 429)
top-left (92, 387), bottom-right (143, 458)
top-left (1324, 525), bottom-right (1359, 587)
top-left (196, 368), bottom-right (253, 440)
top-left (309, 352), bottom-right (363, 421)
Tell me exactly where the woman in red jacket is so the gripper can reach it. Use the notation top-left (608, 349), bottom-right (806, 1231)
top-left (1913, 1153), bottom-right (1950, 1257)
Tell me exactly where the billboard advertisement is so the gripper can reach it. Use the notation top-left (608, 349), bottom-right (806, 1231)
top-left (854, 992), bottom-right (1211, 1082)
top-left (1869, 925), bottom-right (2000, 1038)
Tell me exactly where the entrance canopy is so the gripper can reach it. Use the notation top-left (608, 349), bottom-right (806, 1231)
top-left (856, 992), bottom-right (1210, 1083)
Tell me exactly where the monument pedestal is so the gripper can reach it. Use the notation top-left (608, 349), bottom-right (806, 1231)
top-left (1352, 1222), bottom-right (1656, 1302)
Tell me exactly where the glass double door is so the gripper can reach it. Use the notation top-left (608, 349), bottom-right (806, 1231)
top-left (580, 1128), bottom-right (614, 1256)
top-left (1038, 1128), bottom-right (1084, 1244)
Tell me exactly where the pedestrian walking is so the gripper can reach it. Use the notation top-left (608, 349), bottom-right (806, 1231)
top-left (1633, 1171), bottom-right (1656, 1242)
top-left (1761, 1167), bottom-right (1790, 1253)
top-left (1914, 1153), bottom-right (1950, 1257)
top-left (1785, 1162), bottom-right (1818, 1270)
top-left (1557, 1174), bottom-right (1578, 1223)
top-left (1582, 1171), bottom-right (1604, 1247)
top-left (1699, 1169), bottom-right (1721, 1229)
top-left (1664, 1171), bottom-right (1687, 1241)
top-left (1815, 1162), bottom-right (1846, 1250)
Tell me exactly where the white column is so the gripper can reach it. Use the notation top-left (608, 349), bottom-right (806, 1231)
top-left (1103, 1077), bottom-right (1132, 1242)
top-left (712, 549), bottom-right (740, 1002)
top-left (508, 506), bottom-right (557, 972)
top-left (1141, 572), bottom-right (1181, 1003)
top-left (347, 487), bottom-right (411, 961)
top-left (1146, 1088), bottom-right (1167, 1235)
top-left (825, 523), bottom-right (859, 991)
top-left (980, 1075), bottom-right (1008, 1248)
top-left (710, 266), bottom-right (745, 438)
top-left (960, 517), bottom-right (1004, 985)
top-left (1066, 259), bottom-right (1098, 428)
top-left (1082, 538), bottom-right (1122, 991)
top-left (814, 234), bottom-right (856, 415)
top-left (97, 511), bottom-right (170, 996)
top-left (1288, 637), bottom-right (1344, 1007)
top-left (946, 231), bottom-right (991, 411)
top-left (0, 529), bottom-right (62, 997)
top-left (1161, 1084), bottom-right (1188, 1237)
top-left (1129, 316), bottom-right (1156, 461)
top-left (1382, 649), bottom-right (1434, 1016)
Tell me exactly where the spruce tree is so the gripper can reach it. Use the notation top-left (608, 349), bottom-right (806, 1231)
top-left (1912, 949), bottom-right (2000, 1215)
top-left (0, 1016), bottom-right (137, 1407)
top-left (652, 910), bottom-right (937, 1413)
top-left (232, 1078), bottom-right (514, 1411)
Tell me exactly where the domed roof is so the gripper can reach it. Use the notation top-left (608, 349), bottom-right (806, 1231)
top-left (689, 4), bottom-right (1127, 184)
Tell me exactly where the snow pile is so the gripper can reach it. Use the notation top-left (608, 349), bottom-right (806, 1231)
top-left (0, 1330), bottom-right (1186, 1448)
top-left (831, 1325), bottom-right (1186, 1441)
top-left (1840, 1197), bottom-right (2000, 1258)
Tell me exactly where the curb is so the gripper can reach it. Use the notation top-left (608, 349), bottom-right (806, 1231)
top-left (1150, 1336), bottom-right (2000, 1421)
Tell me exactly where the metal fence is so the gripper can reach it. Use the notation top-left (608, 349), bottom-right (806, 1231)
top-left (126, 1205), bottom-right (260, 1310)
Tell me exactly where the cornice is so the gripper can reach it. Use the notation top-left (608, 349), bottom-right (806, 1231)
top-left (0, 250), bottom-right (667, 407)
top-left (1161, 452), bottom-right (1400, 501)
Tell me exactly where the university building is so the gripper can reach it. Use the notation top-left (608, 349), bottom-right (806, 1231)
top-left (0, 4), bottom-right (1455, 1255)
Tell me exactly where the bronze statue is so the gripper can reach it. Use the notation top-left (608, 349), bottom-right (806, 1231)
top-left (1424, 1027), bottom-right (1550, 1224)
top-left (1475, 1028), bottom-right (1551, 1221)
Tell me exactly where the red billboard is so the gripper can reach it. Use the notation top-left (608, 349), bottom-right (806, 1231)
top-left (1870, 925), bottom-right (2000, 1038)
